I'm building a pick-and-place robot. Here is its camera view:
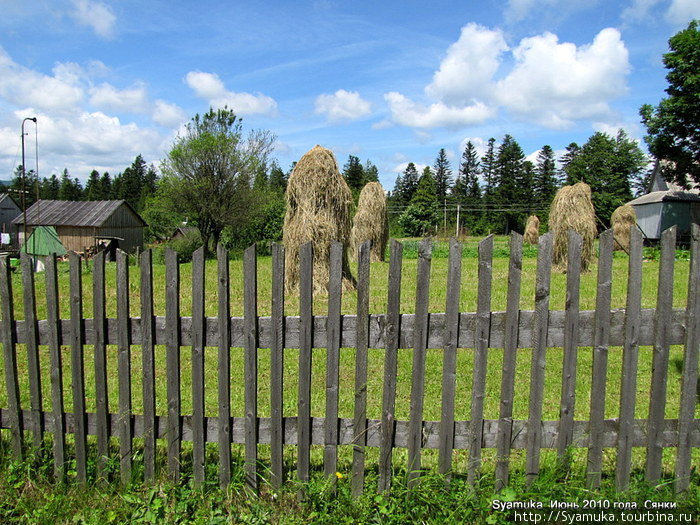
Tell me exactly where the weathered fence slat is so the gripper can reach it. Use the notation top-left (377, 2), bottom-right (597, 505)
top-left (525, 232), bottom-right (553, 486)
top-left (217, 244), bottom-right (232, 489)
top-left (243, 244), bottom-right (259, 492)
top-left (352, 241), bottom-right (370, 497)
top-left (586, 229), bottom-right (614, 489)
top-left (21, 254), bottom-right (43, 454)
top-left (70, 252), bottom-right (88, 484)
top-left (92, 251), bottom-right (109, 479)
top-left (379, 239), bottom-right (403, 493)
top-left (646, 227), bottom-right (676, 483)
top-left (324, 242), bottom-right (342, 480)
top-left (45, 254), bottom-right (65, 480)
top-left (191, 247), bottom-right (206, 487)
top-left (438, 238), bottom-right (462, 480)
top-left (1, 256), bottom-right (22, 460)
top-left (615, 227), bottom-right (643, 491)
top-left (408, 238), bottom-right (432, 487)
top-left (297, 242), bottom-right (313, 483)
top-left (140, 250), bottom-right (156, 481)
top-left (495, 232), bottom-right (523, 491)
top-left (117, 250), bottom-right (132, 485)
top-left (675, 223), bottom-right (700, 493)
top-left (557, 230), bottom-right (582, 463)
top-left (165, 249), bottom-right (181, 482)
top-left (270, 243), bottom-right (285, 488)
top-left (468, 234), bottom-right (493, 484)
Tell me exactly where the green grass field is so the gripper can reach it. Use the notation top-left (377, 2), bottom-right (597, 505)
top-left (0, 237), bottom-right (698, 523)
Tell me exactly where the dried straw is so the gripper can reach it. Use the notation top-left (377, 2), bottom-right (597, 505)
top-left (283, 145), bottom-right (356, 293)
top-left (549, 182), bottom-right (597, 272)
top-left (611, 204), bottom-right (636, 252)
top-left (524, 215), bottom-right (540, 245)
top-left (350, 181), bottom-right (388, 262)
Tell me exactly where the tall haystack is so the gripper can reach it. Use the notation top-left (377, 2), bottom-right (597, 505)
top-left (549, 182), bottom-right (597, 272)
top-left (350, 181), bottom-right (388, 262)
top-left (611, 204), bottom-right (636, 253)
top-left (283, 145), bottom-right (356, 293)
top-left (524, 215), bottom-right (540, 245)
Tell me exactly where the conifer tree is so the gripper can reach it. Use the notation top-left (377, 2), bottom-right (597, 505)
top-left (433, 148), bottom-right (453, 202)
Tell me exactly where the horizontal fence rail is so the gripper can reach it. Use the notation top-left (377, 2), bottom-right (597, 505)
top-left (0, 227), bottom-right (699, 495)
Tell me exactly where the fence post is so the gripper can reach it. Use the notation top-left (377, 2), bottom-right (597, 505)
top-left (270, 243), bottom-right (285, 488)
top-left (92, 250), bottom-right (109, 480)
top-left (165, 249), bottom-right (181, 482)
top-left (468, 235), bottom-right (493, 485)
top-left (70, 252), bottom-right (88, 484)
top-left (243, 244), bottom-right (259, 492)
top-left (217, 244), bottom-right (232, 489)
top-left (586, 229), bottom-right (614, 489)
top-left (0, 256), bottom-right (22, 461)
top-left (378, 239), bottom-right (403, 493)
top-left (21, 253), bottom-right (43, 456)
top-left (495, 232), bottom-right (523, 492)
top-left (352, 240), bottom-right (370, 497)
top-left (297, 242), bottom-right (313, 484)
top-left (438, 238), bottom-right (462, 480)
top-left (675, 223), bottom-right (700, 493)
top-left (140, 250), bottom-right (156, 482)
top-left (116, 249), bottom-right (132, 485)
top-left (191, 247), bottom-right (206, 487)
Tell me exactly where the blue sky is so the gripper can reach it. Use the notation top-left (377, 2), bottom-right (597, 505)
top-left (1, 0), bottom-right (698, 190)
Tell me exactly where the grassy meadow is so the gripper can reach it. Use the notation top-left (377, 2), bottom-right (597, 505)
top-left (0, 236), bottom-right (698, 523)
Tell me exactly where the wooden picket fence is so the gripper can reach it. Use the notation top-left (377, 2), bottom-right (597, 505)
top-left (0, 226), bottom-right (698, 495)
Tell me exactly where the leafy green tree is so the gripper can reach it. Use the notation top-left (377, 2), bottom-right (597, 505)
top-left (534, 145), bottom-right (558, 212)
top-left (161, 106), bottom-right (275, 255)
top-left (564, 130), bottom-right (645, 226)
top-left (433, 148), bottom-right (453, 202)
top-left (640, 20), bottom-right (700, 184)
top-left (399, 166), bottom-right (438, 236)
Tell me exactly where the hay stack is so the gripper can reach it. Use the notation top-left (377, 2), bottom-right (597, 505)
top-left (549, 182), bottom-right (597, 272)
top-left (524, 215), bottom-right (540, 245)
top-left (350, 181), bottom-right (388, 262)
top-left (611, 204), bottom-right (636, 253)
top-left (283, 145), bottom-right (356, 293)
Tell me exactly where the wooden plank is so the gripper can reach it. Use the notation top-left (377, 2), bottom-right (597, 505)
top-left (165, 248), bottom-right (181, 482)
top-left (646, 226), bottom-right (676, 483)
top-left (557, 230), bottom-right (582, 463)
top-left (92, 250), bottom-right (109, 479)
top-left (116, 250), bottom-right (132, 485)
top-left (495, 232), bottom-right (523, 492)
top-left (407, 238), bottom-right (432, 487)
top-left (70, 252), bottom-right (87, 484)
top-left (3, 409), bottom-right (698, 450)
top-left (270, 243), bottom-right (285, 488)
top-left (297, 242), bottom-right (313, 483)
top-left (438, 238), bottom-right (462, 480)
top-left (243, 244), bottom-right (259, 492)
top-left (191, 247), bottom-right (206, 487)
top-left (586, 229), bottom-right (614, 489)
top-left (21, 253), bottom-right (43, 454)
top-left (324, 241), bottom-right (342, 479)
top-left (140, 250), bottom-right (156, 481)
top-left (351, 241), bottom-right (370, 497)
top-left (217, 244), bottom-right (232, 488)
top-left (0, 255), bottom-right (22, 460)
top-left (675, 222), bottom-right (700, 493)
top-left (468, 235), bottom-right (494, 484)
top-left (615, 227), bottom-right (643, 491)
top-left (378, 239), bottom-right (403, 493)
top-left (45, 254), bottom-right (65, 480)
top-left (525, 232), bottom-right (553, 486)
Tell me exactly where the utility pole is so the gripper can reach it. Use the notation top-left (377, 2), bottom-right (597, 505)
top-left (455, 204), bottom-right (460, 238)
top-left (21, 117), bottom-right (37, 248)
top-left (443, 199), bottom-right (447, 233)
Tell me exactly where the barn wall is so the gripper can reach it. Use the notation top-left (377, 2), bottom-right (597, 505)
top-left (55, 226), bottom-right (99, 253)
top-left (633, 202), bottom-right (663, 240)
top-left (96, 226), bottom-right (144, 252)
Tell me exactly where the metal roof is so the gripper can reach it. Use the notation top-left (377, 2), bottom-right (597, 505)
top-left (628, 190), bottom-right (700, 206)
top-left (12, 199), bottom-right (146, 227)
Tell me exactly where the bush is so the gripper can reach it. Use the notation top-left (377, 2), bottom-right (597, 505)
top-left (166, 230), bottom-right (203, 263)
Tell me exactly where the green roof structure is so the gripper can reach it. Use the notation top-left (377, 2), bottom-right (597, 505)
top-left (21, 225), bottom-right (67, 256)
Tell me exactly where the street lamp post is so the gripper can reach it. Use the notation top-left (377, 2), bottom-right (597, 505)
top-left (21, 117), bottom-right (37, 249)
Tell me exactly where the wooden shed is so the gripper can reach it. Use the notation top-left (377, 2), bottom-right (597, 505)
top-left (12, 200), bottom-right (147, 253)
top-left (0, 193), bottom-right (21, 245)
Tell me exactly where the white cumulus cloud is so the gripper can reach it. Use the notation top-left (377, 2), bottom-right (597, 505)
top-left (185, 71), bottom-right (278, 116)
top-left (385, 92), bottom-right (495, 129)
top-left (666, 0), bottom-right (700, 25)
top-left (314, 89), bottom-right (372, 122)
top-left (153, 100), bottom-right (188, 127)
top-left (89, 82), bottom-right (150, 113)
top-left (425, 23), bottom-right (508, 105)
top-left (496, 28), bottom-right (630, 129)
top-left (70, 0), bottom-right (117, 39)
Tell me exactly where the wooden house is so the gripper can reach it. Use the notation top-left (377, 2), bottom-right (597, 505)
top-left (12, 200), bottom-right (147, 253)
top-left (0, 193), bottom-right (21, 245)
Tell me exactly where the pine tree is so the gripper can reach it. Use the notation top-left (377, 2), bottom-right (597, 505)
top-left (100, 172), bottom-right (113, 199)
top-left (560, 142), bottom-right (581, 184)
top-left (364, 160), bottom-right (379, 183)
top-left (495, 135), bottom-right (528, 233)
top-left (119, 154), bottom-right (147, 208)
top-left (433, 148), bottom-right (453, 202)
top-left (534, 145), bottom-right (558, 212)
top-left (342, 155), bottom-right (365, 196)
top-left (399, 166), bottom-right (438, 236)
top-left (41, 174), bottom-right (60, 200)
top-left (268, 160), bottom-right (287, 193)
top-left (85, 170), bottom-right (101, 200)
